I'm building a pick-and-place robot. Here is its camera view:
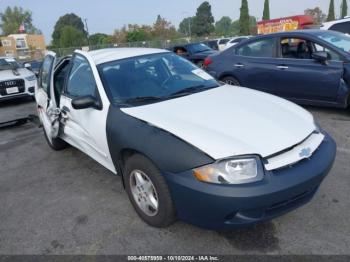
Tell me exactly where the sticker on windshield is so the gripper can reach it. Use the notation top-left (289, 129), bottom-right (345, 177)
top-left (5, 58), bottom-right (15, 63)
top-left (192, 69), bottom-right (214, 81)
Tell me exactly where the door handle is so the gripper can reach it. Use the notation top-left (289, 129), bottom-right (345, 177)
top-left (277, 65), bottom-right (289, 70)
top-left (234, 63), bottom-right (245, 68)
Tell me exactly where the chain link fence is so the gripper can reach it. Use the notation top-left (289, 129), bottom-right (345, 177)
top-left (49, 36), bottom-right (219, 58)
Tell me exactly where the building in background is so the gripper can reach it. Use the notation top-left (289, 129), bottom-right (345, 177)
top-left (0, 34), bottom-right (46, 61)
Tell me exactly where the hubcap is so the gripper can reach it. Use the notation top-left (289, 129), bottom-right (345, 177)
top-left (129, 170), bottom-right (159, 217)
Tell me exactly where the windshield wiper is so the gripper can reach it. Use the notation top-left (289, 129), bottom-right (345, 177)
top-left (119, 96), bottom-right (165, 106)
top-left (169, 85), bottom-right (217, 98)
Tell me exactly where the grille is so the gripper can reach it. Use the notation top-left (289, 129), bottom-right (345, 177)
top-left (0, 79), bottom-right (25, 96)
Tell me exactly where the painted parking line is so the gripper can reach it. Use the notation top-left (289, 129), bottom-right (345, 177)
top-left (337, 147), bottom-right (350, 154)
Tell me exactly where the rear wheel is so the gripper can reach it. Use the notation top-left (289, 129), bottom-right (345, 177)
top-left (43, 126), bottom-right (67, 151)
top-left (124, 154), bottom-right (176, 228)
top-left (221, 76), bottom-right (240, 86)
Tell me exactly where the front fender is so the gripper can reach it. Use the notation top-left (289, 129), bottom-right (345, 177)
top-left (106, 106), bottom-right (214, 175)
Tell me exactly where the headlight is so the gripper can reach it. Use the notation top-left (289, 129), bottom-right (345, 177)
top-left (25, 74), bottom-right (36, 81)
top-left (193, 156), bottom-right (264, 185)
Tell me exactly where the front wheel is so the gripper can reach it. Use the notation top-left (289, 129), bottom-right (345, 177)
top-left (124, 154), bottom-right (176, 228)
top-left (221, 76), bottom-right (240, 86)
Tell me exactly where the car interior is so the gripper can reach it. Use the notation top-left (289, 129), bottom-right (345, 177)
top-left (280, 38), bottom-right (339, 60)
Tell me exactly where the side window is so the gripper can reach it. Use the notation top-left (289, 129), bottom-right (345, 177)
top-left (236, 38), bottom-right (276, 58)
top-left (66, 55), bottom-right (97, 98)
top-left (330, 22), bottom-right (350, 35)
top-left (280, 38), bottom-right (312, 59)
top-left (314, 43), bottom-right (341, 61)
top-left (39, 55), bottom-right (54, 93)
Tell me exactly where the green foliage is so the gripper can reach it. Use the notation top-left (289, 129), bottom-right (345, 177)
top-left (52, 13), bottom-right (87, 47)
top-left (179, 17), bottom-right (194, 36)
top-left (262, 0), bottom-right (270, 20)
top-left (239, 0), bottom-right (250, 35)
top-left (126, 28), bottom-right (151, 42)
top-left (59, 26), bottom-right (87, 48)
top-left (327, 0), bottom-right (335, 21)
top-left (192, 1), bottom-right (215, 37)
top-left (304, 7), bottom-right (327, 24)
top-left (215, 16), bottom-right (232, 36)
top-left (152, 15), bottom-right (179, 39)
top-left (341, 0), bottom-right (348, 18)
top-left (0, 6), bottom-right (40, 35)
top-left (89, 33), bottom-right (111, 46)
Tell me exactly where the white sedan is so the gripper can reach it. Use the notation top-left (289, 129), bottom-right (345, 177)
top-left (0, 57), bottom-right (37, 101)
top-left (35, 48), bottom-right (336, 229)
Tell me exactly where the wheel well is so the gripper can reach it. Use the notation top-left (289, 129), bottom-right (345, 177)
top-left (219, 74), bottom-right (240, 85)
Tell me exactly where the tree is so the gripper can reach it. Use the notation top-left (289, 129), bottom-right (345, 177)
top-left (304, 7), bottom-right (327, 25)
top-left (89, 33), bottom-right (111, 46)
top-left (152, 15), bottom-right (178, 39)
top-left (179, 17), bottom-right (194, 36)
top-left (239, 0), bottom-right (250, 35)
top-left (52, 13), bottom-right (87, 47)
top-left (59, 26), bottom-right (86, 48)
top-left (0, 6), bottom-right (40, 35)
top-left (327, 0), bottom-right (335, 21)
top-left (341, 0), bottom-right (348, 18)
top-left (192, 1), bottom-right (215, 37)
top-left (262, 0), bottom-right (270, 20)
top-left (215, 16), bottom-right (232, 36)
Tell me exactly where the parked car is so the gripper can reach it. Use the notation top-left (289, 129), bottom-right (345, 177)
top-left (170, 43), bottom-right (217, 67)
top-left (321, 17), bottom-right (350, 35)
top-left (0, 57), bottom-right (37, 101)
top-left (205, 30), bottom-right (350, 108)
top-left (36, 48), bottom-right (336, 229)
top-left (224, 36), bottom-right (251, 49)
top-left (203, 38), bottom-right (231, 51)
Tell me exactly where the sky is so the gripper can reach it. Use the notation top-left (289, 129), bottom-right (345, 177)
top-left (0, 0), bottom-right (343, 43)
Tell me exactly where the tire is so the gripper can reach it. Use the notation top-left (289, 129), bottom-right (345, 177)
top-left (43, 126), bottom-right (68, 151)
top-left (124, 154), bottom-right (176, 228)
top-left (221, 76), bottom-right (241, 86)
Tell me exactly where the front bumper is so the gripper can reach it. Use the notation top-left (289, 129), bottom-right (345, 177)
top-left (164, 132), bottom-right (336, 230)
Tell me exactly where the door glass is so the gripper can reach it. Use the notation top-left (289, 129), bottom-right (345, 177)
top-left (236, 38), bottom-right (275, 57)
top-left (314, 43), bottom-right (341, 61)
top-left (280, 38), bottom-right (312, 59)
top-left (66, 55), bottom-right (97, 98)
top-left (39, 55), bottom-right (54, 93)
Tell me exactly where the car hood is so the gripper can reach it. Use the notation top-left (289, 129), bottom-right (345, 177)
top-left (0, 68), bottom-right (33, 79)
top-left (121, 85), bottom-right (315, 160)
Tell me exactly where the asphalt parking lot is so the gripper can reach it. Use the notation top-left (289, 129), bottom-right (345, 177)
top-left (0, 97), bottom-right (349, 255)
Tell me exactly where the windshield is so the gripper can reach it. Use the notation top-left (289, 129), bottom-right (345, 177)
top-left (0, 58), bottom-right (21, 71)
top-left (315, 31), bottom-right (350, 53)
top-left (187, 43), bottom-right (212, 53)
top-left (98, 52), bottom-right (219, 107)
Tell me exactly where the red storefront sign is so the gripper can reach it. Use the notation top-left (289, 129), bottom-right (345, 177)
top-left (257, 15), bottom-right (314, 35)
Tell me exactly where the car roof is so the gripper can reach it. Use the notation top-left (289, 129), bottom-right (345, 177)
top-left (88, 48), bottom-right (169, 65)
top-left (250, 29), bottom-right (340, 40)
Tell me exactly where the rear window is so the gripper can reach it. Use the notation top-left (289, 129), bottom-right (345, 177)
top-left (329, 22), bottom-right (350, 35)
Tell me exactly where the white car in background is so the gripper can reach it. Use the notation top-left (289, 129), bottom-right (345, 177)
top-left (0, 57), bottom-right (37, 101)
top-left (321, 17), bottom-right (350, 35)
top-left (224, 36), bottom-right (251, 50)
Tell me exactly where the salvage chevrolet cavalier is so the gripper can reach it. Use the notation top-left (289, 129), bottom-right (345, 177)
top-left (35, 48), bottom-right (336, 229)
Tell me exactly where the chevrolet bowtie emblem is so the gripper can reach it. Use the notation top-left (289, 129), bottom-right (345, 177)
top-left (299, 148), bottom-right (312, 158)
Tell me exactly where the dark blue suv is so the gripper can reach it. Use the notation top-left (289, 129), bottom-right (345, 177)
top-left (205, 30), bottom-right (350, 108)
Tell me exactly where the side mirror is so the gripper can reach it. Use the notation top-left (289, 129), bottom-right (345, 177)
top-left (312, 51), bottom-right (328, 64)
top-left (71, 95), bottom-right (101, 110)
top-left (24, 63), bottom-right (32, 70)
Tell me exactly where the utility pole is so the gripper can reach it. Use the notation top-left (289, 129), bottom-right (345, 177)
top-left (84, 18), bottom-right (90, 48)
